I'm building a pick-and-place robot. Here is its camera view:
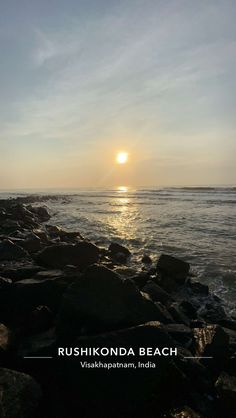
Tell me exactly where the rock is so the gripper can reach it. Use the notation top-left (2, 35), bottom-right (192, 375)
top-left (0, 323), bottom-right (11, 352)
top-left (0, 240), bottom-right (29, 261)
top-left (215, 372), bottom-right (236, 414)
top-left (141, 254), bottom-right (152, 264)
top-left (26, 305), bottom-right (53, 335)
top-left (180, 300), bottom-right (198, 319)
top-left (168, 303), bottom-right (191, 326)
top-left (27, 205), bottom-right (50, 222)
top-left (0, 264), bottom-right (43, 281)
top-left (0, 367), bottom-right (41, 418)
top-left (0, 277), bottom-right (72, 326)
top-left (164, 324), bottom-right (193, 347)
top-left (170, 406), bottom-right (204, 417)
top-left (46, 225), bottom-right (83, 241)
top-left (194, 325), bottom-right (229, 369)
top-left (157, 254), bottom-right (190, 283)
top-left (108, 242), bottom-right (131, 259)
top-left (130, 272), bottom-right (149, 289)
top-left (18, 327), bottom-right (56, 358)
top-left (36, 242), bottom-right (99, 269)
top-left (16, 233), bottom-right (42, 253)
top-left (32, 228), bottom-right (49, 243)
top-left (57, 265), bottom-right (171, 339)
top-left (187, 280), bottom-right (209, 296)
top-left (58, 322), bottom-right (189, 405)
top-left (142, 280), bottom-right (173, 305)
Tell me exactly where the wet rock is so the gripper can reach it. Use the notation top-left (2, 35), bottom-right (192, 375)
top-left (0, 367), bottom-right (41, 418)
top-left (32, 228), bottom-right (49, 243)
top-left (187, 280), bottom-right (209, 296)
top-left (46, 225), bottom-right (83, 241)
top-left (200, 300), bottom-right (227, 324)
top-left (0, 239), bottom-right (29, 261)
top-left (157, 254), bottom-right (190, 283)
top-left (27, 205), bottom-right (50, 222)
top-left (57, 265), bottom-right (170, 339)
top-left (215, 372), bottom-right (236, 414)
top-left (194, 325), bottom-right (229, 368)
top-left (142, 280), bottom-right (173, 305)
top-left (170, 406), bottom-right (204, 417)
top-left (141, 254), bottom-right (152, 264)
top-left (108, 242), bottom-right (131, 259)
top-left (36, 241), bottom-right (99, 269)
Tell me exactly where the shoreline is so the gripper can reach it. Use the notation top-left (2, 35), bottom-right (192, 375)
top-left (0, 195), bottom-right (236, 417)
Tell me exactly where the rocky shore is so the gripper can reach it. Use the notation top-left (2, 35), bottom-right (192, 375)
top-left (0, 196), bottom-right (235, 418)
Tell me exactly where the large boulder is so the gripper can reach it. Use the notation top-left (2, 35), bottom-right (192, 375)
top-left (57, 265), bottom-right (171, 339)
top-left (157, 254), bottom-right (190, 283)
top-left (0, 368), bottom-right (41, 418)
top-left (0, 240), bottom-right (29, 261)
top-left (36, 242), bottom-right (99, 269)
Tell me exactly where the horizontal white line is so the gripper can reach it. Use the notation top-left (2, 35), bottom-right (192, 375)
top-left (184, 356), bottom-right (213, 359)
top-left (23, 356), bottom-right (53, 359)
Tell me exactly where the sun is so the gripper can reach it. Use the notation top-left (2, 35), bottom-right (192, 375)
top-left (116, 152), bottom-right (128, 164)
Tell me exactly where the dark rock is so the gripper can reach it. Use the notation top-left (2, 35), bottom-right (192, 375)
top-left (0, 277), bottom-right (72, 326)
top-left (0, 367), bottom-right (41, 418)
top-left (58, 322), bottom-right (189, 405)
top-left (170, 406), bottom-right (204, 417)
top-left (188, 280), bottom-right (209, 296)
top-left (16, 233), bottom-right (42, 253)
top-left (194, 325), bottom-right (230, 369)
top-left (180, 300), bottom-right (198, 319)
top-left (57, 265), bottom-right (171, 339)
top-left (46, 225), bottom-right (83, 241)
top-left (164, 324), bottom-right (193, 347)
top-left (0, 264), bottom-right (43, 281)
top-left (108, 242), bottom-right (131, 258)
top-left (168, 303), bottom-right (191, 326)
top-left (18, 327), bottom-right (56, 358)
top-left (157, 254), bottom-right (190, 283)
top-left (0, 323), bottom-right (11, 352)
top-left (200, 301), bottom-right (227, 323)
top-left (27, 205), bottom-right (50, 222)
top-left (142, 280), bottom-right (173, 305)
top-left (0, 239), bottom-right (29, 261)
top-left (153, 301), bottom-right (174, 324)
top-left (215, 372), bottom-right (236, 414)
top-left (131, 272), bottom-right (149, 289)
top-left (36, 241), bottom-right (99, 269)
top-left (141, 254), bottom-right (152, 264)
top-left (26, 305), bottom-right (53, 335)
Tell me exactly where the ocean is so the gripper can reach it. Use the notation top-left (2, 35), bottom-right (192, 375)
top-left (1, 186), bottom-right (235, 315)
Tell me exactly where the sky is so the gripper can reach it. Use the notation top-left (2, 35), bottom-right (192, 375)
top-left (0, 0), bottom-right (235, 188)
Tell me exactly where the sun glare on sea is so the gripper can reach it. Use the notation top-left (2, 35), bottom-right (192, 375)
top-left (116, 152), bottom-right (128, 164)
top-left (117, 186), bottom-right (128, 193)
